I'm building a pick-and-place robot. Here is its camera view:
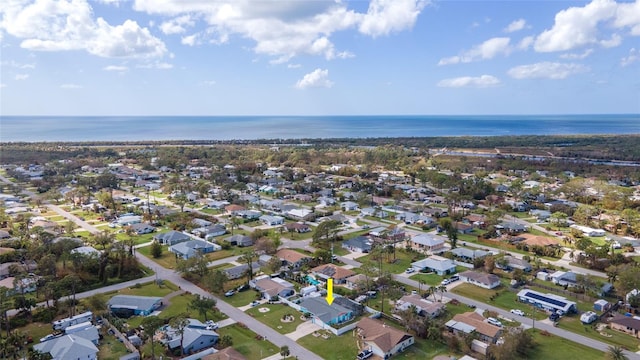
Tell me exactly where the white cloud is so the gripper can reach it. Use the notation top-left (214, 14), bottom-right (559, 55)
top-left (504, 19), bottom-right (527, 33)
top-left (508, 62), bottom-right (589, 79)
top-left (201, 80), bottom-right (216, 86)
top-left (295, 68), bottom-right (333, 89)
top-left (560, 49), bottom-right (594, 59)
top-left (358, 0), bottom-right (427, 37)
top-left (97, 0), bottom-right (124, 6)
top-left (287, 63), bottom-right (301, 69)
top-left (1, 60), bottom-right (35, 69)
top-left (181, 34), bottom-right (199, 46)
top-left (132, 0), bottom-right (427, 62)
top-left (0, 83), bottom-right (6, 88)
top-left (518, 36), bottom-right (534, 50)
top-left (15, 74), bottom-right (29, 80)
top-left (160, 15), bottom-right (195, 35)
top-left (137, 62), bottom-right (173, 69)
top-left (534, 0), bottom-right (640, 53)
top-left (437, 75), bottom-right (501, 88)
top-left (103, 65), bottom-right (128, 71)
top-left (438, 37), bottom-right (511, 65)
top-left (60, 83), bottom-right (82, 89)
top-left (621, 48), bottom-right (639, 66)
top-left (0, 0), bottom-right (167, 58)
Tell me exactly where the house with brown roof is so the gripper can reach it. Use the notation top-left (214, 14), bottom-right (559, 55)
top-left (276, 248), bottom-right (311, 269)
top-left (284, 222), bottom-right (311, 233)
top-left (445, 312), bottom-right (502, 344)
top-left (459, 271), bottom-right (501, 290)
top-left (250, 276), bottom-right (295, 301)
top-left (311, 264), bottom-right (356, 284)
top-left (610, 317), bottom-right (640, 338)
top-left (225, 204), bottom-right (246, 215)
top-left (202, 347), bottom-right (247, 360)
top-left (356, 318), bottom-right (414, 359)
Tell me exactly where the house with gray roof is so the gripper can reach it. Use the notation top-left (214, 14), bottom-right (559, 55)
top-left (224, 263), bottom-right (261, 280)
top-left (299, 296), bottom-right (354, 326)
top-left (129, 222), bottom-right (155, 235)
top-left (259, 215), bottom-right (285, 226)
top-left (407, 234), bottom-right (446, 254)
top-left (192, 224), bottom-right (227, 240)
top-left (499, 255), bottom-right (532, 272)
top-left (342, 236), bottom-right (373, 253)
top-left (411, 255), bottom-right (456, 275)
top-left (154, 231), bottom-right (191, 246)
top-left (34, 334), bottom-right (99, 360)
top-left (169, 239), bottom-right (220, 260)
top-left (107, 295), bottom-right (162, 317)
top-left (224, 234), bottom-right (253, 247)
top-left (451, 248), bottom-right (490, 262)
top-left (162, 319), bottom-right (219, 355)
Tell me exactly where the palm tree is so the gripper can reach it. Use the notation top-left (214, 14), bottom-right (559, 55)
top-left (436, 285), bottom-right (447, 301)
top-left (141, 316), bottom-right (164, 360)
top-left (606, 346), bottom-right (628, 360)
top-left (239, 249), bottom-right (257, 283)
top-left (169, 316), bottom-right (190, 355)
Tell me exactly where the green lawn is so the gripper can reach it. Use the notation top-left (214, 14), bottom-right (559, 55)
top-left (137, 244), bottom-right (178, 269)
top-left (128, 292), bottom-right (227, 328)
top-left (224, 289), bottom-right (261, 307)
top-left (410, 273), bottom-right (444, 286)
top-left (357, 249), bottom-right (421, 274)
top-left (558, 316), bottom-right (640, 351)
top-left (16, 322), bottom-right (52, 343)
top-left (98, 333), bottom-right (130, 360)
top-left (393, 338), bottom-right (450, 359)
top-left (245, 303), bottom-right (305, 334)
top-left (529, 329), bottom-right (603, 360)
top-left (104, 281), bottom-right (178, 298)
top-left (451, 283), bottom-right (547, 320)
top-left (115, 232), bottom-right (157, 244)
top-left (298, 330), bottom-right (359, 360)
top-left (217, 324), bottom-right (278, 360)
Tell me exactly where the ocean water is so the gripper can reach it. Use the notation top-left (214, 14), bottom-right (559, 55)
top-left (0, 115), bottom-right (638, 142)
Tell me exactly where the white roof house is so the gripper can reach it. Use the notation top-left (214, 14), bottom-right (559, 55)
top-left (34, 335), bottom-right (99, 360)
top-left (411, 256), bottom-right (456, 275)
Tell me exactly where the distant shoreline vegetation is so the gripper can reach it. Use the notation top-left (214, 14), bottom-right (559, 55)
top-left (1, 134), bottom-right (640, 164)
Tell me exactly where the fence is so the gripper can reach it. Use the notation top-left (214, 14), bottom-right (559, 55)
top-left (530, 282), bottom-right (597, 303)
top-left (103, 318), bottom-right (140, 356)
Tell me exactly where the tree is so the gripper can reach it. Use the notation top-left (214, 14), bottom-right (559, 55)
top-left (205, 270), bottom-right (228, 295)
top-left (436, 285), bottom-right (447, 301)
top-left (488, 328), bottom-right (535, 360)
top-left (239, 249), bottom-right (257, 282)
top-left (188, 294), bottom-right (217, 321)
top-left (218, 334), bottom-right (233, 348)
top-left (312, 220), bottom-right (340, 245)
top-left (280, 345), bottom-right (290, 359)
top-left (169, 316), bottom-right (190, 355)
top-left (141, 316), bottom-right (164, 360)
top-left (150, 241), bottom-right (163, 258)
top-left (605, 346), bottom-right (629, 360)
top-left (85, 295), bottom-right (107, 316)
top-left (484, 255), bottom-right (495, 274)
top-left (614, 264), bottom-right (640, 297)
top-left (173, 193), bottom-right (188, 213)
top-left (550, 211), bottom-right (568, 227)
top-left (92, 230), bottom-right (114, 250)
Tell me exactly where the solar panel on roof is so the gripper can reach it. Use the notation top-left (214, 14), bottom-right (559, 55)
top-left (523, 291), bottom-right (567, 308)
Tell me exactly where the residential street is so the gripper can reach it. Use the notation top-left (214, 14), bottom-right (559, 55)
top-left (1, 173), bottom-right (636, 359)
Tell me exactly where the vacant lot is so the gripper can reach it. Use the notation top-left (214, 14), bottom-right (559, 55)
top-left (298, 330), bottom-right (359, 360)
top-left (217, 324), bottom-right (278, 360)
top-left (245, 303), bottom-right (305, 334)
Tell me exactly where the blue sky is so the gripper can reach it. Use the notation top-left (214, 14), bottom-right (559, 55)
top-left (1, 0), bottom-right (639, 115)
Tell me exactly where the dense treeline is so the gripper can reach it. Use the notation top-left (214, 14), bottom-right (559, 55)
top-left (2, 134), bottom-right (639, 161)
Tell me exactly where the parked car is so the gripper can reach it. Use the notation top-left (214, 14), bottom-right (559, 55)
top-left (487, 317), bottom-right (503, 327)
top-left (237, 284), bottom-right (250, 292)
top-left (405, 267), bottom-right (416, 274)
top-left (510, 309), bottom-right (525, 316)
top-left (356, 349), bottom-right (373, 360)
top-left (224, 290), bottom-right (235, 297)
top-left (449, 275), bottom-right (459, 282)
top-left (250, 300), bottom-right (260, 307)
top-left (441, 279), bottom-right (451, 286)
top-left (205, 320), bottom-right (219, 330)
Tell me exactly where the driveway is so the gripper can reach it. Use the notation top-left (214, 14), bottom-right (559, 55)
top-left (285, 321), bottom-right (322, 341)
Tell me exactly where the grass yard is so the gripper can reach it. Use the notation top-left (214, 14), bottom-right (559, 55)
top-left (98, 334), bottom-right (130, 360)
top-left (224, 289), bottom-right (261, 307)
top-left (357, 249), bottom-right (421, 275)
top-left (205, 249), bottom-right (236, 261)
top-left (217, 324), bottom-right (278, 360)
top-left (558, 316), bottom-right (640, 351)
top-left (298, 330), bottom-right (359, 360)
top-left (107, 281), bottom-right (178, 297)
top-left (410, 272), bottom-right (444, 286)
top-left (137, 244), bottom-right (178, 269)
top-left (115, 232), bottom-right (157, 244)
top-left (245, 303), bottom-right (305, 334)
top-left (16, 322), bottom-right (52, 343)
top-left (529, 329), bottom-right (603, 360)
top-left (393, 338), bottom-right (450, 359)
top-left (451, 283), bottom-right (547, 320)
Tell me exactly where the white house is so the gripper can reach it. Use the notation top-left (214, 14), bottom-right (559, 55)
top-left (459, 271), bottom-right (501, 290)
top-left (356, 318), bottom-right (414, 359)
